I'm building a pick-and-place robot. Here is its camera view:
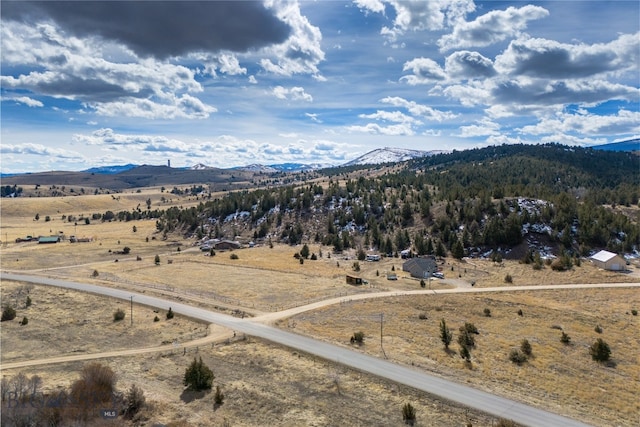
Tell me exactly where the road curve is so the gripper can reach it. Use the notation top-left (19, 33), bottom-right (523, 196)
top-left (1, 272), bottom-right (619, 427)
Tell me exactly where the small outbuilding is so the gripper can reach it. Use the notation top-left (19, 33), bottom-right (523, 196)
top-left (403, 257), bottom-right (437, 279)
top-left (346, 275), bottom-right (363, 285)
top-left (38, 236), bottom-right (60, 244)
top-left (590, 250), bottom-right (626, 271)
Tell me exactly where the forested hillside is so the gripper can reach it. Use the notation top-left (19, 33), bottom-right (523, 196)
top-left (126, 145), bottom-right (640, 260)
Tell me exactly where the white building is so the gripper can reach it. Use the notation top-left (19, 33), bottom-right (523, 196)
top-left (590, 250), bottom-right (626, 271)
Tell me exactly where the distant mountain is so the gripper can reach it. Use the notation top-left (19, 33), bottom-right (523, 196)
top-left (232, 164), bottom-right (279, 173)
top-left (83, 164), bottom-right (138, 174)
top-left (231, 163), bottom-right (330, 173)
top-left (590, 138), bottom-right (640, 152)
top-left (343, 147), bottom-right (446, 166)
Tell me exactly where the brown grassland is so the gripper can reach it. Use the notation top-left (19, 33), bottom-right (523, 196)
top-left (1, 191), bottom-right (639, 426)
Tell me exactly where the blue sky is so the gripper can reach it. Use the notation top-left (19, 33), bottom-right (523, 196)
top-left (1, 0), bottom-right (638, 173)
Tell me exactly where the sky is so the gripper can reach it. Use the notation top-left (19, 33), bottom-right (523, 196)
top-left (1, 0), bottom-right (639, 173)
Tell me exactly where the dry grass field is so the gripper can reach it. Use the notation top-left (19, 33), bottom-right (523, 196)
top-left (2, 192), bottom-right (639, 426)
top-left (285, 288), bottom-right (640, 427)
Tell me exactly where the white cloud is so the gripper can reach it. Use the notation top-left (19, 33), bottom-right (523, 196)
top-left (519, 109), bottom-right (640, 136)
top-left (305, 113), bottom-right (321, 123)
top-left (359, 110), bottom-right (420, 124)
top-left (0, 143), bottom-right (83, 160)
top-left (401, 57), bottom-right (446, 84)
top-left (260, 0), bottom-right (325, 78)
top-left (438, 5), bottom-right (549, 51)
top-left (485, 134), bottom-right (526, 146)
top-left (272, 85), bottom-right (313, 102)
top-left (444, 51), bottom-right (495, 80)
top-left (539, 134), bottom-right (607, 146)
top-left (357, 0), bottom-right (476, 42)
top-left (73, 128), bottom-right (189, 150)
top-left (0, 20), bottom-right (216, 119)
top-left (88, 95), bottom-right (216, 119)
top-left (9, 96), bottom-right (44, 107)
top-left (202, 52), bottom-right (247, 76)
top-left (495, 33), bottom-right (640, 79)
top-left (347, 122), bottom-right (415, 136)
top-left (380, 96), bottom-right (457, 121)
top-left (353, 0), bottom-right (386, 15)
top-left (456, 118), bottom-right (500, 137)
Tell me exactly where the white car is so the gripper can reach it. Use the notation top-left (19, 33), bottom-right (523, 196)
top-left (432, 272), bottom-right (444, 279)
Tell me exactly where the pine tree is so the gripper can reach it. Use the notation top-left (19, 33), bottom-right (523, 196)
top-left (184, 357), bottom-right (214, 391)
top-left (439, 319), bottom-right (452, 349)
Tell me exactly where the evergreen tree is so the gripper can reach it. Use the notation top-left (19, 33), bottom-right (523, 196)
top-left (184, 357), bottom-right (214, 391)
top-left (439, 319), bottom-right (452, 349)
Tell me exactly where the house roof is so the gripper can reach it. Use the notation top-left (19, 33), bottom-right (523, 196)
top-left (403, 257), bottom-right (437, 277)
top-left (38, 236), bottom-right (59, 243)
top-left (590, 250), bottom-right (619, 263)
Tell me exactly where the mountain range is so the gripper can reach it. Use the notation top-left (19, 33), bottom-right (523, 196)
top-left (1, 140), bottom-right (637, 179)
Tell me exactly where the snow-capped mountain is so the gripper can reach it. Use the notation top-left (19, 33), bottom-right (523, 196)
top-left (190, 163), bottom-right (213, 170)
top-left (232, 163), bottom-right (331, 172)
top-left (343, 147), bottom-right (446, 166)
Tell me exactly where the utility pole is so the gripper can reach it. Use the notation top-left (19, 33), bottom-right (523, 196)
top-left (380, 313), bottom-right (387, 359)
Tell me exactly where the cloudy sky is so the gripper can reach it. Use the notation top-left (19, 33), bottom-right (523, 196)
top-left (1, 0), bottom-right (638, 173)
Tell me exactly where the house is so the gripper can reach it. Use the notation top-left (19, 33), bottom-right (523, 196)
top-left (214, 240), bottom-right (241, 250)
top-left (590, 250), bottom-right (626, 271)
top-left (403, 257), bottom-right (437, 279)
top-left (38, 236), bottom-right (60, 244)
top-left (200, 238), bottom-right (241, 250)
top-left (346, 275), bottom-right (363, 285)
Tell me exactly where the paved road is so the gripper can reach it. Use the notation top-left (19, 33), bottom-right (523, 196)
top-left (5, 273), bottom-right (633, 426)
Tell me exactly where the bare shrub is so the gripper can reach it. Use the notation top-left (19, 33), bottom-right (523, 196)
top-left (123, 384), bottom-right (145, 419)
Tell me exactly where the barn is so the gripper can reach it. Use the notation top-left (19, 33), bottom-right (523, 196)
top-left (590, 250), bottom-right (626, 271)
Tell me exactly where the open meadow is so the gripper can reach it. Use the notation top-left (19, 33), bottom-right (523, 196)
top-left (2, 191), bottom-right (639, 426)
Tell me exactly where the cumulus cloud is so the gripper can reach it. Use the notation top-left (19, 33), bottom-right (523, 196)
top-left (401, 57), bottom-right (446, 84)
top-left (359, 110), bottom-right (420, 124)
top-left (89, 95), bottom-right (216, 120)
top-left (347, 123), bottom-right (415, 136)
top-left (260, 0), bottom-right (325, 78)
top-left (438, 5), bottom-right (549, 51)
top-left (196, 135), bottom-right (349, 165)
top-left (519, 109), bottom-right (640, 136)
top-left (489, 78), bottom-right (639, 108)
top-left (272, 86), bottom-right (313, 102)
top-left (356, 0), bottom-right (476, 41)
top-left (495, 33), bottom-right (640, 79)
top-left (1, 21), bottom-right (217, 119)
top-left (445, 51), bottom-right (496, 80)
top-left (203, 52), bottom-right (248, 76)
top-left (456, 118), bottom-right (500, 137)
top-left (380, 96), bottom-right (457, 121)
top-left (73, 128), bottom-right (190, 151)
top-left (353, 0), bottom-right (386, 14)
top-left (2, 1), bottom-right (291, 59)
top-left (0, 143), bottom-right (83, 160)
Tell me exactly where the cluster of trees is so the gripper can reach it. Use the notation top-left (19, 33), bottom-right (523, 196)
top-left (95, 144), bottom-right (638, 259)
top-left (1, 184), bottom-right (23, 197)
